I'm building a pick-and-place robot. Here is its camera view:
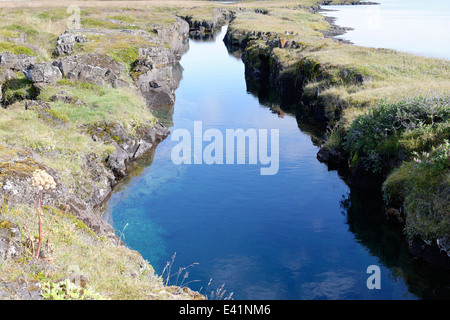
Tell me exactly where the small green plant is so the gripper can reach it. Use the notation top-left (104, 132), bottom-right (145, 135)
top-left (41, 278), bottom-right (102, 300)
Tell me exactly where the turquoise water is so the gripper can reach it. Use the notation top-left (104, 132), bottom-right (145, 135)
top-left (322, 0), bottom-right (450, 60)
top-left (105, 27), bottom-right (449, 300)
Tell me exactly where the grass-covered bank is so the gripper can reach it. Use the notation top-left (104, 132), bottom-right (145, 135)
top-left (0, 202), bottom-right (203, 299)
top-left (0, 2), bottom-right (209, 299)
top-left (345, 96), bottom-right (449, 248)
top-left (221, 0), bottom-right (449, 266)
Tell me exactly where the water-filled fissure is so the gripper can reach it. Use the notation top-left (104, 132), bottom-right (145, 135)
top-left (105, 26), bottom-right (449, 300)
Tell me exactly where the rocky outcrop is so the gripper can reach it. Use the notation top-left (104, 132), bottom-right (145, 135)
top-left (0, 52), bottom-right (37, 72)
top-left (53, 31), bottom-right (87, 56)
top-left (85, 122), bottom-right (170, 178)
top-left (23, 62), bottom-right (62, 84)
top-left (317, 146), bottom-right (347, 168)
top-left (1, 53), bottom-right (37, 104)
top-left (22, 52), bottom-right (127, 87)
top-left (0, 145), bottom-right (116, 237)
top-left (180, 8), bottom-right (233, 36)
top-left (131, 19), bottom-right (189, 109)
top-left (55, 53), bottom-right (127, 87)
top-left (153, 18), bottom-right (190, 58)
top-left (131, 53), bottom-right (179, 107)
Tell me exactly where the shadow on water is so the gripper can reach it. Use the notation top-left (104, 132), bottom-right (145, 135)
top-left (340, 189), bottom-right (450, 299)
top-left (224, 36), bottom-right (450, 300)
top-left (108, 26), bottom-right (450, 300)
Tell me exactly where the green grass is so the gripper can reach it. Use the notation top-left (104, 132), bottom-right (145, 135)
top-left (0, 203), bottom-right (202, 300)
top-left (38, 80), bottom-right (155, 127)
top-left (343, 95), bottom-right (449, 174)
top-left (0, 40), bottom-right (37, 56)
top-left (1, 73), bottom-right (39, 105)
top-left (383, 141), bottom-right (450, 242)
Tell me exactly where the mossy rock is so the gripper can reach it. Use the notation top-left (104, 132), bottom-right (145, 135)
top-left (0, 219), bottom-right (22, 249)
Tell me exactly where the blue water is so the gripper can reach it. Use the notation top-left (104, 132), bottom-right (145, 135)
top-left (322, 0), bottom-right (450, 60)
top-left (105, 27), bottom-right (449, 300)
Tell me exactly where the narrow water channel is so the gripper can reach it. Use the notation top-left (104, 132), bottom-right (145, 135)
top-left (105, 26), bottom-right (450, 300)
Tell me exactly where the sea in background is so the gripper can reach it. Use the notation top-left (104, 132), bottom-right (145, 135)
top-left (321, 0), bottom-right (450, 60)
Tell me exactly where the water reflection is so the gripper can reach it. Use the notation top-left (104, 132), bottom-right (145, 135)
top-left (225, 31), bottom-right (450, 300)
top-left (340, 189), bottom-right (450, 299)
top-left (107, 26), bottom-right (449, 300)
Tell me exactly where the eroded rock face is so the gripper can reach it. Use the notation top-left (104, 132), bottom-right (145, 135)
top-left (0, 146), bottom-right (116, 237)
top-left (85, 121), bottom-right (170, 178)
top-left (1, 53), bottom-right (38, 104)
top-left (154, 18), bottom-right (190, 58)
top-left (131, 45), bottom-right (183, 108)
top-left (182, 8), bottom-right (233, 36)
top-left (55, 53), bottom-right (127, 87)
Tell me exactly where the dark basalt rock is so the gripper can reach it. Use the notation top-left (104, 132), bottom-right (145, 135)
top-left (317, 146), bottom-right (347, 168)
top-left (347, 161), bottom-right (384, 191)
top-left (409, 237), bottom-right (450, 270)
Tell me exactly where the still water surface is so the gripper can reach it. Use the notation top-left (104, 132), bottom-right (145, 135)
top-left (105, 26), bottom-right (449, 300)
top-left (322, 0), bottom-right (450, 60)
